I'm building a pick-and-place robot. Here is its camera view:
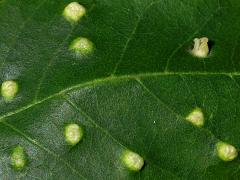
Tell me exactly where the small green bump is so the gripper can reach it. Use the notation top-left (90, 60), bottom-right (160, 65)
top-left (122, 150), bottom-right (144, 171)
top-left (191, 37), bottom-right (209, 58)
top-left (186, 108), bottom-right (204, 127)
top-left (1, 80), bottom-right (18, 101)
top-left (11, 146), bottom-right (27, 170)
top-left (63, 2), bottom-right (86, 23)
top-left (216, 142), bottom-right (238, 161)
top-left (69, 37), bottom-right (94, 56)
top-left (65, 123), bottom-right (83, 145)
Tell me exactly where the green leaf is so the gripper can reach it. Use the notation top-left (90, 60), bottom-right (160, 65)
top-left (0, 0), bottom-right (240, 179)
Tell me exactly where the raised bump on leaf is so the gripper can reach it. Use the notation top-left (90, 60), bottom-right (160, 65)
top-left (186, 108), bottom-right (204, 127)
top-left (69, 37), bottom-right (94, 56)
top-left (11, 146), bottom-right (27, 170)
top-left (63, 2), bottom-right (86, 23)
top-left (216, 142), bottom-right (238, 161)
top-left (191, 37), bottom-right (209, 58)
top-left (1, 80), bottom-right (18, 101)
top-left (122, 150), bottom-right (144, 171)
top-left (65, 123), bottom-right (83, 145)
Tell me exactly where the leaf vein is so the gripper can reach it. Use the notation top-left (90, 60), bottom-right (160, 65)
top-left (1, 121), bottom-right (87, 179)
top-left (111, 0), bottom-right (162, 75)
top-left (34, 3), bottom-right (96, 101)
top-left (63, 95), bottom-right (181, 179)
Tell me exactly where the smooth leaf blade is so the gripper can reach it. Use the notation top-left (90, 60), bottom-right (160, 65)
top-left (0, 0), bottom-right (240, 179)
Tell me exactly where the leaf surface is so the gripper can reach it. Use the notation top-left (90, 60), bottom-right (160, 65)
top-left (0, 0), bottom-right (240, 179)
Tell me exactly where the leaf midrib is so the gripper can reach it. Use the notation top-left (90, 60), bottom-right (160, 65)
top-left (1, 71), bottom-right (239, 122)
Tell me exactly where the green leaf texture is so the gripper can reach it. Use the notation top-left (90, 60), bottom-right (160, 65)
top-left (1, 0), bottom-right (240, 179)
